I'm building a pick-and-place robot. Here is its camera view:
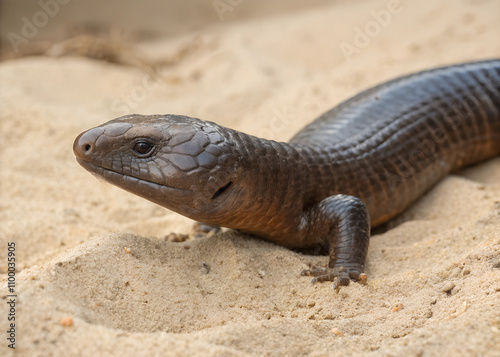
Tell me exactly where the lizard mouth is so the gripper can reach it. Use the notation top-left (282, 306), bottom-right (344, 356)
top-left (75, 158), bottom-right (190, 193)
top-left (75, 158), bottom-right (236, 220)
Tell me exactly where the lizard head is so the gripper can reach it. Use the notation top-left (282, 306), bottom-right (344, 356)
top-left (73, 114), bottom-right (247, 223)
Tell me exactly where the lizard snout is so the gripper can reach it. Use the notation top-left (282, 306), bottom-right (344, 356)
top-left (73, 127), bottom-right (105, 160)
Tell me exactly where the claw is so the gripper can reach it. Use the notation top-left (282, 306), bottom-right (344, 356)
top-left (191, 222), bottom-right (221, 239)
top-left (358, 273), bottom-right (368, 285)
top-left (302, 265), bottom-right (367, 289)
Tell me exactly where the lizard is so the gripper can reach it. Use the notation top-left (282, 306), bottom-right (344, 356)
top-left (73, 59), bottom-right (500, 289)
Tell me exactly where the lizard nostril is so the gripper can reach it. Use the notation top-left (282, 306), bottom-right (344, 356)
top-left (73, 127), bottom-right (105, 159)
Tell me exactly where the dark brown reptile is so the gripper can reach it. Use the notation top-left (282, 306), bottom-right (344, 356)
top-left (73, 60), bottom-right (500, 289)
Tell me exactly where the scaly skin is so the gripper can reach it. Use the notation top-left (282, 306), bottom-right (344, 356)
top-left (74, 60), bottom-right (500, 289)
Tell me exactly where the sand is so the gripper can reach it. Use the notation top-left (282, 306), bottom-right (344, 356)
top-left (1, 0), bottom-right (500, 356)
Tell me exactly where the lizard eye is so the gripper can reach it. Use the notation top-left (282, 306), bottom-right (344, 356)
top-left (133, 141), bottom-right (154, 155)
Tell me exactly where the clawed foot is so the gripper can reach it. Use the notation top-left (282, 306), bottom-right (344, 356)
top-left (301, 264), bottom-right (367, 290)
top-left (164, 223), bottom-right (221, 242)
top-left (191, 222), bottom-right (221, 239)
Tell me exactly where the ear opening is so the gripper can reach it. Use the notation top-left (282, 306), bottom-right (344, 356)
top-left (211, 182), bottom-right (233, 199)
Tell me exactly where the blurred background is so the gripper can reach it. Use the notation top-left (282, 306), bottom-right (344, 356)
top-left (1, 0), bottom-right (335, 60)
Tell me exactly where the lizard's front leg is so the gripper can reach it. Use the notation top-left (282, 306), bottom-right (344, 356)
top-left (301, 194), bottom-right (370, 289)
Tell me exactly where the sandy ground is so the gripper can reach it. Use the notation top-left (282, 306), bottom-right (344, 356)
top-left (1, 0), bottom-right (500, 356)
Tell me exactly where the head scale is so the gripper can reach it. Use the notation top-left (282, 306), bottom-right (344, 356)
top-left (73, 114), bottom-right (246, 223)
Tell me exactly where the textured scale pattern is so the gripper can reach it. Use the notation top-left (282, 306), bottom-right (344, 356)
top-left (291, 60), bottom-right (500, 224)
